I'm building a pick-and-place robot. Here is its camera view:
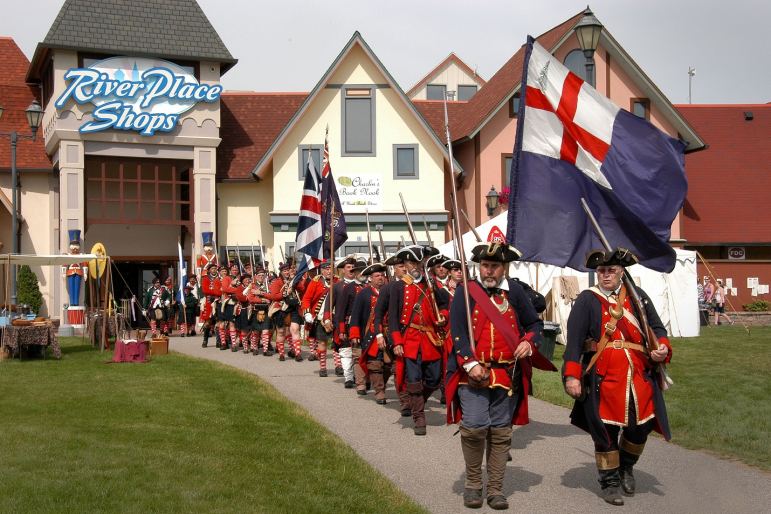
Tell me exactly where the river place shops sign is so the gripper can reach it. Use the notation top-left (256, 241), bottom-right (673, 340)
top-left (55, 57), bottom-right (223, 136)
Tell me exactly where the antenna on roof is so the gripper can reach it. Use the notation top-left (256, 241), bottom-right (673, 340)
top-left (688, 67), bottom-right (695, 104)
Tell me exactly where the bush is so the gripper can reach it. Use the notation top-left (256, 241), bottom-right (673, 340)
top-left (743, 300), bottom-right (770, 312)
top-left (16, 265), bottom-right (43, 314)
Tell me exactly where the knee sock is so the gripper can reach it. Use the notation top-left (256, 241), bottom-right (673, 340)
top-left (333, 349), bottom-right (342, 369)
top-left (261, 330), bottom-right (271, 353)
top-left (150, 320), bottom-right (158, 337)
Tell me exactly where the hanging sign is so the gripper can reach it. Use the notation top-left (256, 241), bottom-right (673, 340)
top-left (55, 56), bottom-right (223, 136)
top-left (727, 247), bottom-right (745, 260)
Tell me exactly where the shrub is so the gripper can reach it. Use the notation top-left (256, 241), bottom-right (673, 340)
top-left (742, 300), bottom-right (770, 312)
top-left (17, 265), bottom-right (44, 314)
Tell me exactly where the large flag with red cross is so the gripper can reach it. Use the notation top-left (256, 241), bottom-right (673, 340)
top-left (506, 37), bottom-right (687, 272)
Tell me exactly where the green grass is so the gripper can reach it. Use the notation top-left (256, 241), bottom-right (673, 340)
top-left (0, 338), bottom-right (427, 514)
top-left (532, 326), bottom-right (771, 471)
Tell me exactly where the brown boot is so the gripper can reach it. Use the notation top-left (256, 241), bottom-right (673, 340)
top-left (485, 426), bottom-right (512, 509)
top-left (460, 425), bottom-right (488, 508)
top-left (406, 381), bottom-right (426, 435)
top-left (368, 360), bottom-right (386, 402)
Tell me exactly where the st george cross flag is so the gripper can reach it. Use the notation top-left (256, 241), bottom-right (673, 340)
top-left (292, 153), bottom-right (324, 285)
top-left (506, 37), bottom-right (687, 272)
top-left (320, 138), bottom-right (348, 258)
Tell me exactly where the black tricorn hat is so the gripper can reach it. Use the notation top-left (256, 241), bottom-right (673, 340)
top-left (426, 254), bottom-right (450, 268)
top-left (469, 224), bottom-right (522, 263)
top-left (279, 259), bottom-right (294, 271)
top-left (585, 247), bottom-right (638, 269)
top-left (336, 255), bottom-right (357, 269)
top-left (441, 259), bottom-right (462, 271)
top-left (352, 258), bottom-right (368, 271)
top-left (384, 254), bottom-right (404, 266)
top-left (361, 263), bottom-right (387, 276)
top-left (395, 245), bottom-right (440, 263)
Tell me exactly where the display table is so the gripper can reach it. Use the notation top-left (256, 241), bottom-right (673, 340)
top-left (112, 340), bottom-right (149, 363)
top-left (2, 324), bottom-right (61, 359)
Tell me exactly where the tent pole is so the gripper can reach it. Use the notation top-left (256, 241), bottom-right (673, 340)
top-left (695, 250), bottom-right (749, 335)
top-left (100, 258), bottom-right (111, 352)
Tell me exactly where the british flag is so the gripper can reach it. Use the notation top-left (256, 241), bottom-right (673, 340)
top-left (293, 136), bottom-right (347, 284)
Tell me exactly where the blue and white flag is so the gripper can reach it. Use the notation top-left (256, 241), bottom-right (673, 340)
top-left (506, 38), bottom-right (687, 272)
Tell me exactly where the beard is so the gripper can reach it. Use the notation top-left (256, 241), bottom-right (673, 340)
top-left (482, 276), bottom-right (500, 288)
top-left (409, 268), bottom-right (422, 280)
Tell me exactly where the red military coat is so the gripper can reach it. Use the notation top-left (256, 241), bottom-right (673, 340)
top-left (301, 275), bottom-right (336, 321)
top-left (387, 275), bottom-right (448, 362)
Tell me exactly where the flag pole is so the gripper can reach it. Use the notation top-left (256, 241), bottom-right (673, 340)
top-left (443, 91), bottom-right (476, 353)
top-left (327, 199), bottom-right (335, 327)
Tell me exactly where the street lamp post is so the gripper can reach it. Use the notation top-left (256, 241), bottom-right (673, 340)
top-left (574, 7), bottom-right (603, 87)
top-left (0, 99), bottom-right (44, 306)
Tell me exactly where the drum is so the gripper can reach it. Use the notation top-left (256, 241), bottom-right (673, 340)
top-left (67, 306), bottom-right (86, 327)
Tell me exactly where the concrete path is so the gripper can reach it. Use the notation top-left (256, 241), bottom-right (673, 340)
top-left (170, 337), bottom-right (770, 513)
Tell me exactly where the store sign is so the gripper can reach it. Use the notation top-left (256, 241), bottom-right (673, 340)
top-left (55, 56), bottom-right (223, 136)
top-left (336, 173), bottom-right (381, 211)
top-left (727, 247), bottom-right (746, 260)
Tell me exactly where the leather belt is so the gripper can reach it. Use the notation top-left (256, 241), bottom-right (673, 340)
top-left (585, 339), bottom-right (646, 354)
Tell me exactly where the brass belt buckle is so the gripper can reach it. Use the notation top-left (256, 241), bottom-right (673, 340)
top-left (612, 341), bottom-right (623, 350)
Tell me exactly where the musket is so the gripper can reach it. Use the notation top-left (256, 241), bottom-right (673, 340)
top-left (579, 198), bottom-right (673, 390)
top-left (236, 245), bottom-right (244, 274)
top-left (399, 192), bottom-right (442, 322)
top-left (279, 245), bottom-right (286, 265)
top-left (257, 240), bottom-right (270, 289)
top-left (377, 228), bottom-right (392, 281)
top-left (450, 211), bottom-right (461, 260)
top-left (460, 209), bottom-right (483, 243)
top-left (249, 244), bottom-right (256, 280)
top-left (224, 245), bottom-right (231, 266)
top-left (422, 216), bottom-right (433, 247)
top-left (443, 90), bottom-right (476, 354)
top-left (365, 208), bottom-right (374, 265)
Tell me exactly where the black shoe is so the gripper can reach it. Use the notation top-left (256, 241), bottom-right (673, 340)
top-left (413, 426), bottom-right (427, 436)
top-left (335, 366), bottom-right (344, 377)
top-left (295, 354), bottom-right (304, 362)
top-left (180, 333), bottom-right (186, 338)
top-left (620, 467), bottom-right (636, 496)
top-left (600, 486), bottom-right (624, 506)
top-left (267, 343), bottom-right (275, 353)
top-left (231, 346), bottom-right (238, 352)
top-left (463, 488), bottom-right (483, 509)
top-left (190, 330), bottom-right (197, 336)
top-left (487, 495), bottom-right (509, 510)
top-left (356, 389), bottom-right (366, 396)
top-left (319, 369), bottom-right (328, 377)
top-left (344, 380), bottom-right (355, 389)
top-left (220, 345), bottom-right (228, 351)
top-left (401, 408), bottom-right (412, 417)
top-left (202, 340), bottom-right (208, 348)
top-left (287, 350), bottom-right (296, 359)
top-left (376, 398), bottom-right (387, 405)
top-left (307, 353), bottom-right (317, 361)
top-left (264, 350), bottom-right (274, 357)
top-left (279, 355), bottom-right (286, 361)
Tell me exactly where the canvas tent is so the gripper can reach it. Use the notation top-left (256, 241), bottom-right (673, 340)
top-left (438, 211), bottom-right (699, 339)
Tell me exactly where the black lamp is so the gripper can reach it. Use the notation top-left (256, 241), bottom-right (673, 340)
top-left (574, 6), bottom-right (603, 86)
top-left (485, 186), bottom-right (500, 217)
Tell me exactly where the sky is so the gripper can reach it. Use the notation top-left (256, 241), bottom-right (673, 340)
top-left (1, 0), bottom-right (768, 105)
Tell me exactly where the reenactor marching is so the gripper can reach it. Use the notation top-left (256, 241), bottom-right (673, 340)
top-left (301, 261), bottom-right (336, 377)
top-left (334, 257), bottom-right (368, 390)
top-left (143, 276), bottom-right (171, 337)
top-left (200, 264), bottom-right (221, 348)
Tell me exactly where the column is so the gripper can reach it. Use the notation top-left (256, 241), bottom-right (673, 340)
top-left (58, 140), bottom-right (84, 322)
top-left (193, 146), bottom-right (217, 251)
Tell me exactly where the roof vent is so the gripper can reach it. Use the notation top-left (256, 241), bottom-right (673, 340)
top-left (744, 111), bottom-right (754, 121)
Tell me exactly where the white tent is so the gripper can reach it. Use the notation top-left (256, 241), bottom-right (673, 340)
top-left (438, 211), bottom-right (699, 338)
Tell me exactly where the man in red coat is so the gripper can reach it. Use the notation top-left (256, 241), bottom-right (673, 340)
top-left (301, 262), bottom-right (336, 377)
top-left (445, 226), bottom-right (551, 510)
top-left (388, 245), bottom-right (448, 436)
top-left (563, 248), bottom-right (671, 506)
top-left (200, 264), bottom-right (221, 348)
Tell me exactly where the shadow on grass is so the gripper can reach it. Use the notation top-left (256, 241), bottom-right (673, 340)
top-left (451, 465), bottom-right (544, 495)
top-left (561, 460), bottom-right (664, 497)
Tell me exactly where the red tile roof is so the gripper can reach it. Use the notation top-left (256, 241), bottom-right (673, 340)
top-left (217, 92), bottom-right (307, 180)
top-left (0, 38), bottom-right (50, 170)
top-left (676, 104), bottom-right (771, 243)
top-left (406, 52), bottom-right (486, 98)
top-left (450, 11), bottom-right (583, 141)
top-left (413, 100), bottom-right (469, 140)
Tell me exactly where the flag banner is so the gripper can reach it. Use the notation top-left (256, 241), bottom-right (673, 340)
top-left (177, 240), bottom-right (186, 305)
top-left (292, 154), bottom-right (324, 286)
top-left (506, 37), bottom-right (687, 272)
top-left (320, 139), bottom-right (348, 259)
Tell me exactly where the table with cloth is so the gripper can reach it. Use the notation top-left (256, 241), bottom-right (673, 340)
top-left (2, 324), bottom-right (61, 359)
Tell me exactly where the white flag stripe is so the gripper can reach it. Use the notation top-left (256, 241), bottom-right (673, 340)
top-left (522, 106), bottom-right (563, 159)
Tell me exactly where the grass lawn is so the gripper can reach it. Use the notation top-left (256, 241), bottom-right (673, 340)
top-left (532, 326), bottom-right (771, 471)
top-left (0, 338), bottom-right (427, 514)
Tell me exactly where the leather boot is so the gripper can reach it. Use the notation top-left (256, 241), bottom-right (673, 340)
top-left (368, 361), bottom-right (386, 403)
top-left (619, 437), bottom-right (644, 496)
top-left (596, 450), bottom-right (623, 506)
top-left (406, 382), bottom-right (426, 435)
top-left (201, 327), bottom-right (209, 348)
top-left (460, 425), bottom-right (487, 508)
top-left (486, 426), bottom-right (512, 510)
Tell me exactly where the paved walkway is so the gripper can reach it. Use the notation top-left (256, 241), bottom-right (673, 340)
top-left (170, 337), bottom-right (770, 513)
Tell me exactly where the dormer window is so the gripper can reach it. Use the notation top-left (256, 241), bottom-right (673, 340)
top-left (426, 84), bottom-right (447, 100)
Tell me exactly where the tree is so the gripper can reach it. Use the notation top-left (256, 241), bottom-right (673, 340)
top-left (17, 265), bottom-right (43, 314)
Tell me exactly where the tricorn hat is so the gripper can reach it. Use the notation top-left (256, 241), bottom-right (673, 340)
top-left (441, 259), bottom-right (462, 271)
top-left (279, 259), bottom-right (294, 271)
top-left (336, 255), bottom-right (357, 269)
top-left (426, 254), bottom-right (450, 268)
top-left (394, 245), bottom-right (440, 263)
top-left (470, 225), bottom-right (521, 263)
top-left (585, 247), bottom-right (638, 269)
top-left (352, 258), bottom-right (368, 271)
top-left (384, 254), bottom-right (404, 266)
top-left (361, 262), bottom-right (387, 276)
top-left (319, 260), bottom-right (332, 269)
